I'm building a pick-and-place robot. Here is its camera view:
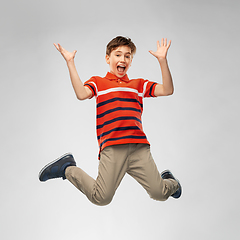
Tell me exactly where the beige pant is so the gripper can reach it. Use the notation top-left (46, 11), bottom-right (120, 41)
top-left (65, 143), bottom-right (179, 206)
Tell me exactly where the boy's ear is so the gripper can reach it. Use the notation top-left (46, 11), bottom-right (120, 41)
top-left (105, 54), bottom-right (110, 64)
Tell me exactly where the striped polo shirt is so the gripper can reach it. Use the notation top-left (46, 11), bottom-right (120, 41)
top-left (84, 72), bottom-right (157, 156)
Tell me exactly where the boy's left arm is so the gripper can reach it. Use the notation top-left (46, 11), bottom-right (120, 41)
top-left (149, 38), bottom-right (174, 96)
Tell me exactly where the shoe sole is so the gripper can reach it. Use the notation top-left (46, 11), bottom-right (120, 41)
top-left (39, 153), bottom-right (73, 180)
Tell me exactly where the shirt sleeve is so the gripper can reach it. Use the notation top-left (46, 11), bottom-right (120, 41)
top-left (84, 77), bottom-right (97, 98)
top-left (143, 80), bottom-right (157, 98)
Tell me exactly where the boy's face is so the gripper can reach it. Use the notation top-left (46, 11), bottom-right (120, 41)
top-left (105, 46), bottom-right (133, 78)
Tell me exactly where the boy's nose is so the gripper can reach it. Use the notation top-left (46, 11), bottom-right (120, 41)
top-left (120, 55), bottom-right (125, 61)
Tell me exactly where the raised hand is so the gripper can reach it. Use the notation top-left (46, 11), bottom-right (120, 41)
top-left (149, 38), bottom-right (171, 60)
top-left (53, 43), bottom-right (77, 62)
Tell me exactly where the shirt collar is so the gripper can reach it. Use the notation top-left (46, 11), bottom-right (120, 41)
top-left (105, 72), bottom-right (130, 82)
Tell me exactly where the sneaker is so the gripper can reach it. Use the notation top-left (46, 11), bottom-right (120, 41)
top-left (161, 170), bottom-right (182, 199)
top-left (39, 153), bottom-right (76, 182)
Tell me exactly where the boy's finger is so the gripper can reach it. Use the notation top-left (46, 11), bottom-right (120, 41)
top-left (53, 43), bottom-right (59, 50)
top-left (164, 38), bottom-right (167, 46)
top-left (149, 50), bottom-right (155, 56)
top-left (57, 43), bottom-right (64, 52)
top-left (161, 38), bottom-right (164, 47)
top-left (167, 40), bottom-right (171, 48)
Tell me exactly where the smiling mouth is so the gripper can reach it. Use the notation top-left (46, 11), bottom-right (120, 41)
top-left (117, 66), bottom-right (126, 73)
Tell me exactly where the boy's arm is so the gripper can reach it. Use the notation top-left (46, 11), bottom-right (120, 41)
top-left (54, 43), bottom-right (92, 100)
top-left (149, 38), bottom-right (174, 96)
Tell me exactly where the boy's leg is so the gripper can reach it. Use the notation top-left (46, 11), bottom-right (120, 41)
top-left (65, 144), bottom-right (130, 206)
top-left (127, 144), bottom-right (179, 201)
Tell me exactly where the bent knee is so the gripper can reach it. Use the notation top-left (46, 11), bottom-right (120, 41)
top-left (97, 196), bottom-right (113, 206)
top-left (91, 192), bottom-right (114, 206)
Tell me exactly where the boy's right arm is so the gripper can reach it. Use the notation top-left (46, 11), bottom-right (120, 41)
top-left (54, 43), bottom-right (92, 100)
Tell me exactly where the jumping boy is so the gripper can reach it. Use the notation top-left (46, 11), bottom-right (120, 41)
top-left (39, 36), bottom-right (182, 206)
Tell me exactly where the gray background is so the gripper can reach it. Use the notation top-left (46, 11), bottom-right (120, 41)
top-left (1, 0), bottom-right (239, 239)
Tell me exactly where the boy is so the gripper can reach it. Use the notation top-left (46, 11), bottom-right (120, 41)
top-left (39, 36), bottom-right (182, 206)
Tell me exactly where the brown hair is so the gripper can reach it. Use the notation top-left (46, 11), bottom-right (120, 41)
top-left (106, 36), bottom-right (136, 56)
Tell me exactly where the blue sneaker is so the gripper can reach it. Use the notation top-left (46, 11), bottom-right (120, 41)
top-left (161, 170), bottom-right (182, 199)
top-left (39, 153), bottom-right (76, 182)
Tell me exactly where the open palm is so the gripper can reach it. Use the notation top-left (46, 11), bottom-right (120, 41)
top-left (149, 38), bottom-right (171, 60)
top-left (53, 43), bottom-right (77, 62)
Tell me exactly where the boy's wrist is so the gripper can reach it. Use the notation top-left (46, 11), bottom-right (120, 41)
top-left (157, 58), bottom-right (168, 66)
top-left (157, 57), bottom-right (167, 63)
top-left (66, 58), bottom-right (75, 66)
